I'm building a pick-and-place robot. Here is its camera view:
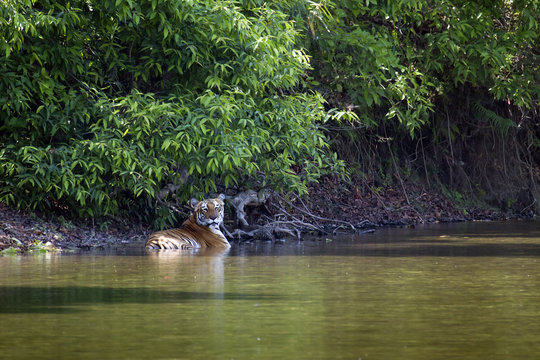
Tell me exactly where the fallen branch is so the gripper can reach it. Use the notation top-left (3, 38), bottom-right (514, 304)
top-left (229, 221), bottom-right (299, 240)
top-left (274, 193), bottom-right (359, 231)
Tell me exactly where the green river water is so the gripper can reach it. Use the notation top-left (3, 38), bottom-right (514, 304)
top-left (1, 221), bottom-right (539, 359)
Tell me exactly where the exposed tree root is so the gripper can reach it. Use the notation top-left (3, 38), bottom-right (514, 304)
top-left (224, 190), bottom-right (376, 242)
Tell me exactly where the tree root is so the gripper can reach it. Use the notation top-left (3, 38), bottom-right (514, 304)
top-left (229, 190), bottom-right (269, 227)
top-left (225, 190), bottom-right (374, 242)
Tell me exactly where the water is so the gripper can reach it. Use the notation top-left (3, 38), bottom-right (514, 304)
top-left (1, 221), bottom-right (539, 359)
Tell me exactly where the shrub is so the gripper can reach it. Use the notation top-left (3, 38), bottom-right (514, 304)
top-left (0, 0), bottom-right (342, 225)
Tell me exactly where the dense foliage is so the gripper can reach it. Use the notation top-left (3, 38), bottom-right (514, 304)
top-left (1, 0), bottom-right (539, 225)
top-left (0, 0), bottom-right (341, 225)
top-left (292, 0), bottom-right (540, 210)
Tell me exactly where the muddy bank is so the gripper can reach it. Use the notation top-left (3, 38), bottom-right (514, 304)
top-left (0, 203), bottom-right (149, 254)
top-left (302, 177), bottom-right (510, 227)
top-left (0, 178), bottom-right (530, 254)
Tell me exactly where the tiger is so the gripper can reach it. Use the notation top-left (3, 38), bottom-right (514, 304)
top-left (145, 194), bottom-right (230, 250)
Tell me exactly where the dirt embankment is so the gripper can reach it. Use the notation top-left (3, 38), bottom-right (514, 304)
top-left (0, 203), bottom-right (148, 253)
top-left (302, 177), bottom-right (507, 227)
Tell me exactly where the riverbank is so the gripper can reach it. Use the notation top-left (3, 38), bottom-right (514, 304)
top-left (1, 175), bottom-right (528, 254)
top-left (0, 202), bottom-right (149, 254)
top-left (301, 176), bottom-right (513, 228)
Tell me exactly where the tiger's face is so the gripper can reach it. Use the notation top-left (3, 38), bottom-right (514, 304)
top-left (191, 194), bottom-right (226, 229)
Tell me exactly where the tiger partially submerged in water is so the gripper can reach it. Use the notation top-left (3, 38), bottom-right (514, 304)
top-left (145, 194), bottom-right (230, 250)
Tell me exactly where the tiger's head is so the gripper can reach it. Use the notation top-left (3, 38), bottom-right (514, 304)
top-left (190, 194), bottom-right (226, 230)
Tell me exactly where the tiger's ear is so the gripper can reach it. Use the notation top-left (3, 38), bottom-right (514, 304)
top-left (217, 193), bottom-right (226, 201)
top-left (190, 198), bottom-right (199, 208)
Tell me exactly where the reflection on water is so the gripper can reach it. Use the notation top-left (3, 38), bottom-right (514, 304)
top-left (146, 247), bottom-right (230, 298)
top-left (0, 221), bottom-right (539, 360)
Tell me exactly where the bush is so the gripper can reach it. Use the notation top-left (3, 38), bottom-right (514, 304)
top-left (0, 0), bottom-right (342, 226)
top-left (292, 0), bottom-right (540, 207)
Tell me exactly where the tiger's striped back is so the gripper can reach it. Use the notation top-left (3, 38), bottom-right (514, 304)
top-left (145, 194), bottom-right (230, 250)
